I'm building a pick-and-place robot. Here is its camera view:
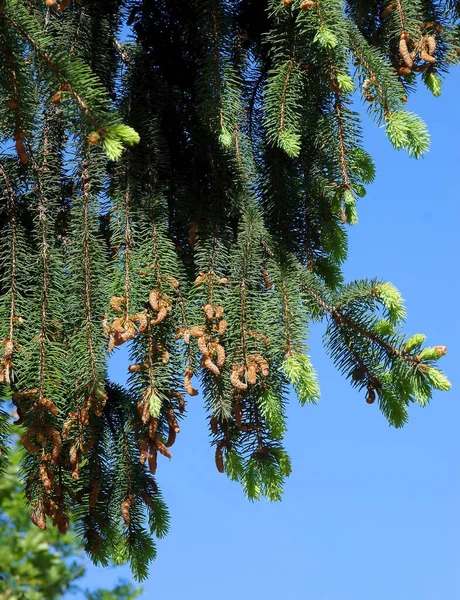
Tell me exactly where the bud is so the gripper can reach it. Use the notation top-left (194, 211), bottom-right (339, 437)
top-left (87, 131), bottom-right (100, 145)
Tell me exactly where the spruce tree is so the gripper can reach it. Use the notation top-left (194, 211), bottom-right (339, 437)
top-left (0, 0), bottom-right (456, 579)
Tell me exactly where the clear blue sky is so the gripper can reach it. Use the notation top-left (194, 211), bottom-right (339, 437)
top-left (74, 76), bottom-right (460, 599)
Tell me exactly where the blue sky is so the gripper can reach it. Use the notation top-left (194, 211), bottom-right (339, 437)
top-left (75, 76), bottom-right (459, 599)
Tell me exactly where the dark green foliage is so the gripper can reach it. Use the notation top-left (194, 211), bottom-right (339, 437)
top-left (0, 0), bottom-right (456, 578)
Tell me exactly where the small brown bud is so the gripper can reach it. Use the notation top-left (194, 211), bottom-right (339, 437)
top-left (381, 3), bottom-right (396, 19)
top-left (434, 345), bottom-right (447, 357)
top-left (87, 132), bottom-right (100, 145)
top-left (5, 99), bottom-right (18, 110)
top-left (51, 90), bottom-right (62, 104)
top-left (300, 0), bottom-right (315, 8)
top-left (56, 0), bottom-right (71, 12)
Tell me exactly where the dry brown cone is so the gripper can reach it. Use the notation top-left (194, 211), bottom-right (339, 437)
top-left (210, 416), bottom-right (218, 434)
top-left (150, 305), bottom-right (169, 325)
top-left (148, 418), bottom-right (158, 439)
top-left (214, 306), bottom-right (224, 320)
top-left (169, 390), bottom-right (185, 412)
top-left (397, 66), bottom-right (412, 75)
top-left (250, 354), bottom-right (270, 378)
top-left (57, 512), bottom-right (70, 535)
top-left (121, 496), bottom-right (133, 526)
top-left (51, 90), bottom-right (62, 104)
top-left (399, 38), bottom-right (413, 68)
top-left (148, 450), bottom-right (157, 474)
top-left (161, 348), bottom-right (170, 365)
top-left (110, 296), bottom-right (125, 313)
top-left (421, 22), bottom-right (443, 33)
top-left (128, 363), bottom-right (147, 373)
top-left (190, 325), bottom-right (206, 338)
top-left (194, 272), bottom-right (208, 285)
top-left (425, 35), bottom-right (437, 55)
top-left (155, 436), bottom-right (173, 459)
top-left (202, 356), bottom-right (220, 376)
top-left (33, 397), bottom-right (58, 415)
top-left (132, 310), bottom-right (148, 333)
top-left (165, 426), bottom-right (176, 448)
top-left (281, 0), bottom-right (293, 5)
top-left (70, 445), bottom-right (80, 480)
top-left (197, 335), bottom-right (209, 356)
top-left (215, 441), bottom-right (226, 473)
top-left (184, 366), bottom-right (199, 396)
top-left (420, 43), bottom-right (436, 63)
top-left (215, 343), bottom-right (226, 368)
top-left (148, 289), bottom-right (160, 311)
top-left (139, 438), bottom-right (149, 465)
top-left (39, 463), bottom-right (54, 494)
top-left (231, 365), bottom-right (247, 391)
top-left (216, 319), bottom-right (228, 336)
top-left (247, 363), bottom-right (258, 385)
top-left (166, 275), bottom-right (180, 289)
top-left (300, 0), bottom-right (315, 8)
top-left (202, 304), bottom-right (214, 321)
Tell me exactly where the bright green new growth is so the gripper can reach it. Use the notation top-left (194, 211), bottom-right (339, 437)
top-left (385, 110), bottom-right (430, 158)
top-left (0, 0), bottom-right (456, 580)
top-left (282, 353), bottom-right (320, 406)
top-left (102, 125), bottom-right (141, 161)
